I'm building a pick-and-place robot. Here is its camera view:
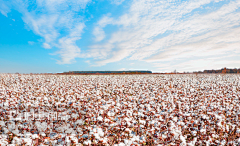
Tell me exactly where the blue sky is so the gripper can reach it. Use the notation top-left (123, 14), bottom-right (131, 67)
top-left (0, 0), bottom-right (240, 73)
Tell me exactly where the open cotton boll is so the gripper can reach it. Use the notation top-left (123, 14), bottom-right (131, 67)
top-left (65, 128), bottom-right (75, 134)
top-left (173, 117), bottom-right (178, 122)
top-left (32, 134), bottom-right (38, 139)
top-left (0, 140), bottom-right (8, 146)
top-left (118, 142), bottom-right (125, 146)
top-left (125, 128), bottom-right (131, 132)
top-left (180, 135), bottom-right (187, 144)
top-left (124, 139), bottom-right (133, 145)
top-left (97, 128), bottom-right (104, 137)
top-left (83, 140), bottom-right (91, 145)
top-left (25, 132), bottom-right (32, 138)
top-left (200, 128), bottom-right (206, 134)
top-left (97, 116), bottom-right (103, 121)
top-left (202, 115), bottom-right (207, 119)
top-left (236, 128), bottom-right (240, 133)
top-left (187, 116), bottom-right (192, 121)
top-left (226, 125), bottom-right (229, 132)
top-left (188, 137), bottom-right (197, 146)
top-left (139, 119), bottom-right (146, 125)
top-left (0, 121), bottom-right (5, 126)
top-left (3, 127), bottom-right (9, 134)
top-left (75, 119), bottom-right (84, 125)
top-left (22, 138), bottom-right (32, 145)
top-left (191, 131), bottom-right (197, 136)
top-left (56, 127), bottom-right (64, 133)
top-left (40, 132), bottom-right (46, 137)
top-left (190, 88), bottom-right (195, 92)
top-left (162, 134), bottom-right (167, 139)
top-left (12, 128), bottom-right (19, 135)
top-left (12, 136), bottom-right (22, 145)
top-left (131, 135), bottom-right (140, 142)
top-left (94, 133), bottom-right (100, 140)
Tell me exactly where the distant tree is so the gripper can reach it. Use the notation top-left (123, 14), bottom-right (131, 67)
top-left (222, 67), bottom-right (227, 73)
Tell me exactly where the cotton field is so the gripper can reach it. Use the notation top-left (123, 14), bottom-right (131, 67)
top-left (0, 74), bottom-right (240, 145)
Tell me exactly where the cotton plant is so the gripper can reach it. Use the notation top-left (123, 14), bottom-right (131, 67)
top-left (1, 74), bottom-right (240, 145)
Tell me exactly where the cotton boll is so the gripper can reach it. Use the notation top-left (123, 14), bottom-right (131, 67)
top-left (3, 127), bottom-right (9, 134)
top-left (200, 128), bottom-right (206, 134)
top-left (97, 116), bottom-right (103, 121)
top-left (180, 121), bottom-right (185, 126)
top-left (56, 127), bottom-right (64, 133)
top-left (0, 140), bottom-right (8, 146)
top-left (139, 119), bottom-right (146, 125)
top-left (226, 125), bottom-right (229, 132)
top-left (75, 119), bottom-right (84, 125)
top-left (212, 134), bottom-right (219, 138)
top-left (190, 88), bottom-right (194, 92)
top-left (12, 136), bottom-right (22, 145)
top-left (83, 140), bottom-right (91, 145)
top-left (0, 121), bottom-right (5, 127)
top-left (220, 139), bottom-right (226, 146)
top-left (236, 128), bottom-right (240, 133)
top-left (202, 115), bottom-right (207, 119)
top-left (97, 128), bottom-right (104, 137)
top-left (12, 128), bottom-right (19, 135)
top-left (71, 113), bottom-right (78, 118)
top-left (124, 139), bottom-right (132, 145)
top-left (94, 133), bottom-right (100, 140)
top-left (119, 142), bottom-right (125, 146)
top-left (22, 138), bottom-right (32, 145)
top-left (162, 134), bottom-right (167, 139)
top-left (40, 132), bottom-right (46, 137)
top-left (180, 135), bottom-right (187, 144)
top-left (191, 131), bottom-right (197, 136)
top-left (32, 134), bottom-right (38, 139)
top-left (65, 128), bottom-right (75, 134)
top-left (173, 117), bottom-right (178, 122)
top-left (125, 128), bottom-right (131, 132)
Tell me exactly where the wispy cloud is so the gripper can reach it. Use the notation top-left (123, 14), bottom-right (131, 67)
top-left (0, 0), bottom-right (11, 17)
top-left (28, 41), bottom-right (35, 45)
top-left (1, 0), bottom-right (240, 71)
top-left (111, 0), bottom-right (125, 5)
top-left (117, 68), bottom-right (126, 71)
top-left (93, 15), bottom-right (113, 42)
top-left (1, 0), bottom-right (91, 64)
top-left (91, 0), bottom-right (240, 69)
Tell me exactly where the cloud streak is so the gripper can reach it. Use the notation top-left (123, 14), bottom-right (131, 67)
top-left (91, 0), bottom-right (240, 70)
top-left (1, 0), bottom-right (240, 71)
top-left (1, 0), bottom-right (90, 64)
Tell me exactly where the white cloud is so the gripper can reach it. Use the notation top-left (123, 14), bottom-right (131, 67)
top-left (117, 68), bottom-right (126, 71)
top-left (146, 25), bottom-right (240, 62)
top-left (43, 43), bottom-right (51, 49)
top-left (93, 15), bottom-right (113, 42)
top-left (28, 41), bottom-right (35, 45)
top-left (93, 27), bottom-right (105, 42)
top-left (0, 0), bottom-right (11, 17)
top-left (90, 0), bottom-right (240, 71)
top-left (154, 57), bottom-right (240, 73)
top-left (56, 23), bottom-right (85, 64)
top-left (96, 48), bottom-right (134, 66)
top-left (2, 0), bottom-right (240, 70)
top-left (111, 0), bottom-right (125, 5)
top-left (85, 60), bottom-right (90, 64)
top-left (1, 0), bottom-right (90, 64)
